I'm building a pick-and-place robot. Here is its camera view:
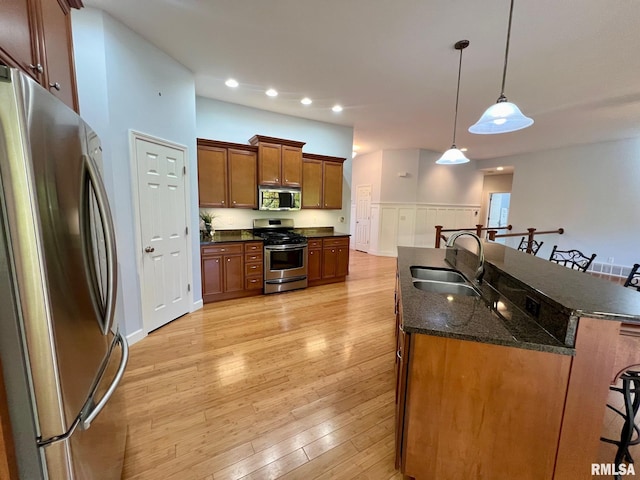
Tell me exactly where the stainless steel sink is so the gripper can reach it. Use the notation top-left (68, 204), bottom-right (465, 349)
top-left (410, 266), bottom-right (467, 283)
top-left (412, 280), bottom-right (480, 297)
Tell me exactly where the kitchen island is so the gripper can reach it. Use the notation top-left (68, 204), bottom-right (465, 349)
top-left (395, 242), bottom-right (640, 480)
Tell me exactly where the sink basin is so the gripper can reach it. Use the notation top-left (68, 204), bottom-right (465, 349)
top-left (410, 266), bottom-right (467, 283)
top-left (412, 280), bottom-right (480, 297)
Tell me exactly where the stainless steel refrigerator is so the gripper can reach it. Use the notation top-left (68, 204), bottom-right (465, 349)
top-left (0, 66), bottom-right (128, 478)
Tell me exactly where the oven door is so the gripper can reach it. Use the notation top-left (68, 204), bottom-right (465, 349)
top-left (264, 244), bottom-right (308, 281)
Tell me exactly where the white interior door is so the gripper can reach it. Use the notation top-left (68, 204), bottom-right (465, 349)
top-left (134, 136), bottom-right (190, 332)
top-left (355, 185), bottom-right (371, 252)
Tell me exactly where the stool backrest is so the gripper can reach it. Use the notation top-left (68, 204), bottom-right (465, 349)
top-left (624, 264), bottom-right (640, 291)
top-left (548, 246), bottom-right (596, 272)
top-left (517, 237), bottom-right (543, 256)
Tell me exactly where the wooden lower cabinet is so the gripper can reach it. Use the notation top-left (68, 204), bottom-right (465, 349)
top-left (307, 236), bottom-right (350, 286)
top-left (396, 330), bottom-right (572, 480)
top-left (201, 242), bottom-right (263, 303)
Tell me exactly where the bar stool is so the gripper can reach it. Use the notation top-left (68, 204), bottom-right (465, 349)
top-left (549, 245), bottom-right (596, 272)
top-left (624, 264), bottom-right (640, 291)
top-left (601, 370), bottom-right (640, 478)
top-left (517, 237), bottom-right (543, 256)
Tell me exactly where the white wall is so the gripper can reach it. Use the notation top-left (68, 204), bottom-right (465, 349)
top-left (72, 8), bottom-right (199, 339)
top-left (196, 97), bottom-right (354, 232)
top-left (380, 149), bottom-right (419, 202)
top-left (352, 151), bottom-right (382, 202)
top-left (477, 138), bottom-right (640, 267)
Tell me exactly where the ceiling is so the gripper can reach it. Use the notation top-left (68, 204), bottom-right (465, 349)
top-left (83, 0), bottom-right (640, 160)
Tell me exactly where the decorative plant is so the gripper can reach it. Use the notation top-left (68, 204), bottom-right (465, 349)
top-left (199, 211), bottom-right (215, 225)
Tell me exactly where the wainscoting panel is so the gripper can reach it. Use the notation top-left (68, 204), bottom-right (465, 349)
top-left (367, 203), bottom-right (480, 256)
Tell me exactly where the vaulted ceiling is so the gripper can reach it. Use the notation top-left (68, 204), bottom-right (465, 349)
top-left (83, 0), bottom-right (640, 160)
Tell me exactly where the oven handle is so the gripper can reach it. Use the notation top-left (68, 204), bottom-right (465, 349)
top-left (265, 243), bottom-right (308, 251)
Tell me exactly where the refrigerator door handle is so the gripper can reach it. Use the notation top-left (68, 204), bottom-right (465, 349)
top-left (83, 154), bottom-right (118, 334)
top-left (82, 332), bottom-right (129, 429)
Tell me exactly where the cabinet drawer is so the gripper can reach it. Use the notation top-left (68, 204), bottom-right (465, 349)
top-left (201, 243), bottom-right (243, 255)
top-left (323, 237), bottom-right (349, 247)
top-left (245, 277), bottom-right (263, 290)
top-left (245, 252), bottom-right (263, 263)
top-left (245, 262), bottom-right (263, 277)
top-left (307, 238), bottom-right (322, 248)
top-left (245, 242), bottom-right (263, 253)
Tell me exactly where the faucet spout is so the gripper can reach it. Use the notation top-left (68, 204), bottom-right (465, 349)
top-left (445, 231), bottom-right (485, 283)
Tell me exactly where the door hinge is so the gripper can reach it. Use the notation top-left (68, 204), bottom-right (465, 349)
top-left (185, 226), bottom-right (189, 235)
top-left (187, 283), bottom-right (191, 292)
top-left (183, 166), bottom-right (186, 175)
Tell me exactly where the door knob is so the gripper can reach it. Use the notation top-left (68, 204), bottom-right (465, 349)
top-left (144, 246), bottom-right (155, 253)
top-left (49, 82), bottom-right (61, 91)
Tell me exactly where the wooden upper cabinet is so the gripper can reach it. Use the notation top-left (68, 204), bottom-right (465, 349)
top-left (0, 0), bottom-right (40, 80)
top-left (228, 148), bottom-right (257, 208)
top-left (323, 160), bottom-right (343, 209)
top-left (302, 157), bottom-right (322, 208)
top-left (39, 0), bottom-right (77, 110)
top-left (197, 145), bottom-right (227, 207)
top-left (302, 153), bottom-right (346, 209)
top-left (0, 0), bottom-right (82, 111)
top-left (281, 145), bottom-right (302, 187)
top-left (197, 139), bottom-right (257, 209)
top-left (256, 141), bottom-right (281, 186)
top-left (249, 135), bottom-right (305, 188)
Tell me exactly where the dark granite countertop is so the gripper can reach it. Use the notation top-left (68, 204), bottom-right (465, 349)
top-left (397, 247), bottom-right (575, 355)
top-left (451, 239), bottom-right (640, 323)
top-left (200, 230), bottom-right (261, 245)
top-left (295, 228), bottom-right (350, 238)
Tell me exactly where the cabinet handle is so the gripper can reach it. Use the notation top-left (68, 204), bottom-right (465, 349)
top-left (233, 201), bottom-right (236, 204)
top-left (275, 178), bottom-right (279, 182)
top-left (29, 63), bottom-right (43, 73)
top-left (49, 82), bottom-right (61, 91)
top-left (397, 350), bottom-right (402, 360)
top-left (227, 258), bottom-right (231, 262)
top-left (221, 200), bottom-right (225, 204)
top-left (215, 259), bottom-right (219, 263)
top-left (221, 248), bottom-right (225, 251)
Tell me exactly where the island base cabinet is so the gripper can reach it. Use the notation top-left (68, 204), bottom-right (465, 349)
top-left (400, 334), bottom-right (571, 480)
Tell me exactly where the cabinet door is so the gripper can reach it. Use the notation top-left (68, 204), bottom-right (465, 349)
top-left (228, 148), bottom-right (257, 208)
top-left (302, 158), bottom-right (322, 208)
top-left (223, 254), bottom-right (244, 293)
top-left (198, 146), bottom-right (227, 207)
top-left (281, 145), bottom-right (302, 187)
top-left (39, 0), bottom-right (76, 110)
top-left (323, 161), bottom-right (343, 209)
top-left (0, 0), bottom-right (40, 80)
top-left (257, 142), bottom-right (281, 186)
top-left (395, 327), bottom-right (410, 470)
top-left (202, 255), bottom-right (223, 295)
top-left (336, 245), bottom-right (349, 277)
top-left (307, 248), bottom-right (322, 281)
top-left (322, 247), bottom-right (338, 279)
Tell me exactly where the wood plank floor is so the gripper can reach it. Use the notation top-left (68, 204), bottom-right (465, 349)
top-left (119, 251), bottom-right (403, 480)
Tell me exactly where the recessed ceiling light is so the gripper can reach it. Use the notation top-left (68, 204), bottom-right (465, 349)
top-left (266, 88), bottom-right (278, 97)
top-left (460, 147), bottom-right (468, 152)
top-left (225, 78), bottom-right (239, 88)
top-left (332, 105), bottom-right (343, 113)
top-left (497, 166), bottom-right (504, 171)
top-left (301, 97), bottom-right (312, 105)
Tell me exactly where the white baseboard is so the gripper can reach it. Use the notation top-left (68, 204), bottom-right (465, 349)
top-left (191, 299), bottom-right (203, 312)
top-left (126, 329), bottom-right (146, 346)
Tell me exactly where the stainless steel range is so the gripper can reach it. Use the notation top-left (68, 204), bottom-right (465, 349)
top-left (253, 219), bottom-right (308, 294)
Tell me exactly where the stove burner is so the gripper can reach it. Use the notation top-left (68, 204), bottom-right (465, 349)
top-left (255, 230), bottom-right (307, 246)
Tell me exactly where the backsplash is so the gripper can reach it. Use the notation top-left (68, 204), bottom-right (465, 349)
top-left (199, 207), bottom-right (347, 231)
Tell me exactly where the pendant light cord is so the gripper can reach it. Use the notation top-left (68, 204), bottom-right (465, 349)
top-left (500, 0), bottom-right (515, 100)
top-left (452, 44), bottom-right (464, 145)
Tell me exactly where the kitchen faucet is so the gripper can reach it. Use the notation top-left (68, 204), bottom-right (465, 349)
top-left (445, 231), bottom-right (485, 283)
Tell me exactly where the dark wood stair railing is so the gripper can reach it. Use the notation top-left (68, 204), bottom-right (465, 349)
top-left (434, 224), bottom-right (512, 248)
top-left (487, 227), bottom-right (565, 253)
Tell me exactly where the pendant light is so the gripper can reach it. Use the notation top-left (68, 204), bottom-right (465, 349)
top-left (436, 40), bottom-right (470, 165)
top-left (469, 0), bottom-right (533, 134)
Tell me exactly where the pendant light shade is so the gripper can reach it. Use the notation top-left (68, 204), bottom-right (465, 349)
top-left (469, 0), bottom-right (533, 135)
top-left (436, 40), bottom-right (470, 165)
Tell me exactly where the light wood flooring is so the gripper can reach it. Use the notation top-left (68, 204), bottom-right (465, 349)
top-left (119, 251), bottom-right (403, 480)
top-left (118, 250), bottom-right (640, 479)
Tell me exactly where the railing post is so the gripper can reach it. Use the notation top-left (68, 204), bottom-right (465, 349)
top-left (488, 230), bottom-right (497, 241)
top-left (526, 228), bottom-right (536, 254)
top-left (475, 224), bottom-right (483, 237)
top-left (435, 225), bottom-right (443, 249)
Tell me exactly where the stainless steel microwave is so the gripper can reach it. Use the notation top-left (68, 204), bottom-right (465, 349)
top-left (258, 187), bottom-right (301, 211)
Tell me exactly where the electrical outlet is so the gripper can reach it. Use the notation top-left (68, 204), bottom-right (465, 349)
top-left (525, 296), bottom-right (540, 317)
